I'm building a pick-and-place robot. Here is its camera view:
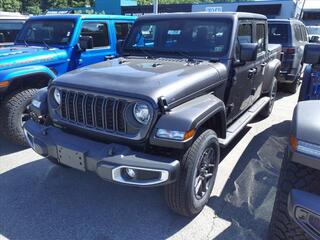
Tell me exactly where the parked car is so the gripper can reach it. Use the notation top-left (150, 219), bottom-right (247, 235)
top-left (269, 44), bottom-right (320, 239)
top-left (307, 25), bottom-right (320, 43)
top-left (24, 12), bottom-right (281, 217)
top-left (0, 14), bottom-right (135, 146)
top-left (0, 14), bottom-right (27, 47)
top-left (268, 19), bottom-right (309, 93)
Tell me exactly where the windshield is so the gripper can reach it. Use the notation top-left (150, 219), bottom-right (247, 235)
top-left (307, 26), bottom-right (320, 35)
top-left (123, 19), bottom-right (233, 59)
top-left (268, 23), bottom-right (289, 44)
top-left (16, 20), bottom-right (75, 45)
top-left (0, 21), bottom-right (24, 43)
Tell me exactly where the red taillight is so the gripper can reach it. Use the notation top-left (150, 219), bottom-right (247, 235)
top-left (282, 47), bottom-right (295, 54)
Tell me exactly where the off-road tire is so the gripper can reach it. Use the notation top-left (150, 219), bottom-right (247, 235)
top-left (260, 77), bottom-right (277, 118)
top-left (0, 88), bottom-right (38, 146)
top-left (268, 151), bottom-right (320, 239)
top-left (165, 129), bottom-right (219, 217)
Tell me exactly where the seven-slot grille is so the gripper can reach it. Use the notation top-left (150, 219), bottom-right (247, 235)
top-left (59, 89), bottom-right (129, 133)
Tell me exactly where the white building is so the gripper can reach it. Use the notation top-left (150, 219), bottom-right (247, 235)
top-left (302, 0), bottom-right (320, 26)
top-left (192, 0), bottom-right (305, 19)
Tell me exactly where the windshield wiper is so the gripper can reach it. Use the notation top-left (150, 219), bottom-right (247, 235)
top-left (124, 48), bottom-right (156, 59)
top-left (42, 40), bottom-right (50, 49)
top-left (170, 50), bottom-right (196, 62)
top-left (24, 40), bottom-right (29, 47)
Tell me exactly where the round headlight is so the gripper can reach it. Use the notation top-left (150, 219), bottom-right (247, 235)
top-left (53, 88), bottom-right (61, 105)
top-left (133, 103), bottom-right (151, 125)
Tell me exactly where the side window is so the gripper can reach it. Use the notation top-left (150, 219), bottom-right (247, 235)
top-left (256, 23), bottom-right (266, 53)
top-left (81, 22), bottom-right (109, 48)
top-left (238, 24), bottom-right (252, 44)
top-left (300, 25), bottom-right (308, 41)
top-left (115, 22), bottom-right (132, 41)
top-left (236, 23), bottom-right (252, 59)
top-left (294, 24), bottom-right (302, 41)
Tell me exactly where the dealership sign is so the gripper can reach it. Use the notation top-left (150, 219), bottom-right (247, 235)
top-left (205, 6), bottom-right (223, 12)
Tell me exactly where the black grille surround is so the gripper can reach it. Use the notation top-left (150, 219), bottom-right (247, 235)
top-left (50, 87), bottom-right (153, 140)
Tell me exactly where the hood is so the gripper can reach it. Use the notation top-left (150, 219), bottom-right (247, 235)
top-left (0, 46), bottom-right (68, 70)
top-left (52, 58), bottom-right (227, 107)
top-left (292, 101), bottom-right (320, 145)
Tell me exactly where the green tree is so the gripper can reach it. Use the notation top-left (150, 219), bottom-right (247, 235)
top-left (21, 0), bottom-right (41, 14)
top-left (0, 0), bottom-right (21, 12)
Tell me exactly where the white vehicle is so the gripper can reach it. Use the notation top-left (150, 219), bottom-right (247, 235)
top-left (0, 12), bottom-right (28, 47)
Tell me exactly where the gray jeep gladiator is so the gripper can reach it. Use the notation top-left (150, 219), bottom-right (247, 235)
top-left (269, 44), bottom-right (320, 239)
top-left (24, 12), bottom-right (281, 216)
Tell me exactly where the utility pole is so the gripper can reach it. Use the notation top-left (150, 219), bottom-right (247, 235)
top-left (153, 0), bottom-right (158, 14)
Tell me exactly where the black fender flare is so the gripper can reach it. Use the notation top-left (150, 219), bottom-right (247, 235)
top-left (149, 93), bottom-right (226, 149)
top-left (262, 58), bottom-right (281, 94)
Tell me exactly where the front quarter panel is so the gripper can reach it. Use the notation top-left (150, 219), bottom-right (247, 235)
top-left (149, 94), bottom-right (226, 149)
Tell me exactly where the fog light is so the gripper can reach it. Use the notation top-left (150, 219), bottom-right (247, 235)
top-left (125, 168), bottom-right (137, 179)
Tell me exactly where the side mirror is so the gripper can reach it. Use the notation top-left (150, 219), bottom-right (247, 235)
top-left (116, 39), bottom-right (124, 55)
top-left (0, 33), bottom-right (5, 43)
top-left (303, 43), bottom-right (320, 64)
top-left (309, 36), bottom-right (320, 43)
top-left (239, 43), bottom-right (258, 62)
top-left (78, 35), bottom-right (93, 51)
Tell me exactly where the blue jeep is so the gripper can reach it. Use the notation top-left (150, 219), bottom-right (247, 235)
top-left (269, 44), bottom-right (320, 239)
top-left (0, 14), bottom-right (135, 146)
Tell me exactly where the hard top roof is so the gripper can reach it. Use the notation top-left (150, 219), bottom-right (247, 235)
top-left (29, 14), bottom-right (136, 21)
top-left (268, 18), bottom-right (304, 24)
top-left (137, 12), bottom-right (267, 21)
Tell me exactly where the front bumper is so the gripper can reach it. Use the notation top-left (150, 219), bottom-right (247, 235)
top-left (24, 120), bottom-right (180, 187)
top-left (288, 189), bottom-right (320, 239)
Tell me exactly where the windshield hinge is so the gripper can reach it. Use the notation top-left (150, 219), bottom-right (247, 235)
top-left (158, 96), bottom-right (170, 113)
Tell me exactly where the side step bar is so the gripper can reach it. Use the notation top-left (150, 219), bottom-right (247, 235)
top-left (218, 96), bottom-right (270, 147)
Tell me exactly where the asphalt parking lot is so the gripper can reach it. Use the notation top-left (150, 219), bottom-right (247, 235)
top-left (0, 90), bottom-right (298, 240)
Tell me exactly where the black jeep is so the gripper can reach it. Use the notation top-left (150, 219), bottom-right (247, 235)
top-left (24, 13), bottom-right (281, 217)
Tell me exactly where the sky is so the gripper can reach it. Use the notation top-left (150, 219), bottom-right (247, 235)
top-left (304, 0), bottom-right (319, 9)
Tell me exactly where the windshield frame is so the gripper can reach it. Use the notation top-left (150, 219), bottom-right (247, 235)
top-left (15, 19), bottom-right (76, 47)
top-left (123, 18), bottom-right (233, 60)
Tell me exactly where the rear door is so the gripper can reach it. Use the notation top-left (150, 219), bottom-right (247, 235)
top-left (77, 20), bottom-right (116, 67)
top-left (226, 20), bottom-right (256, 122)
top-left (252, 21), bottom-right (268, 102)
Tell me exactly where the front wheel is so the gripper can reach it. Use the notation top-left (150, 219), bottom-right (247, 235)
top-left (165, 129), bottom-right (220, 217)
top-left (0, 88), bottom-right (38, 146)
top-left (268, 151), bottom-right (320, 239)
top-left (260, 77), bottom-right (277, 118)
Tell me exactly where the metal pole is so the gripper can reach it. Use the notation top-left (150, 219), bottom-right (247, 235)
top-left (299, 0), bottom-right (306, 20)
top-left (153, 0), bottom-right (158, 14)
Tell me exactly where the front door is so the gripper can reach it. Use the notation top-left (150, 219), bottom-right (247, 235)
top-left (77, 21), bottom-right (116, 68)
top-left (226, 21), bottom-right (256, 122)
top-left (252, 21), bottom-right (268, 102)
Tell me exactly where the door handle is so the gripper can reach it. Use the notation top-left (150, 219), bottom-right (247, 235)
top-left (248, 68), bottom-right (257, 74)
top-left (248, 68), bottom-right (257, 79)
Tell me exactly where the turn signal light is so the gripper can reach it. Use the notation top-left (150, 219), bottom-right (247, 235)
top-left (183, 128), bottom-right (196, 141)
top-left (290, 135), bottom-right (298, 151)
top-left (0, 81), bottom-right (9, 88)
